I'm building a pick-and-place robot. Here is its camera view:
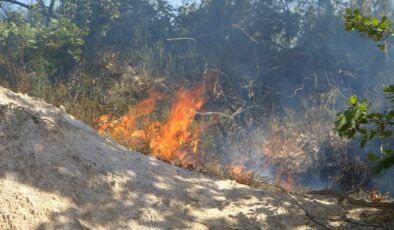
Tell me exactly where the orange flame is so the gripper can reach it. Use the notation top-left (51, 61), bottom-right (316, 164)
top-left (282, 173), bottom-right (294, 191)
top-left (96, 80), bottom-right (209, 167)
top-left (150, 84), bottom-right (206, 165)
top-left (262, 135), bottom-right (298, 191)
top-left (96, 72), bottom-right (267, 183)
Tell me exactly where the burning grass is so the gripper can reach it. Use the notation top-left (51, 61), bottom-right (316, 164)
top-left (95, 72), bottom-right (262, 186)
top-left (96, 73), bottom-right (215, 168)
top-left (95, 76), bottom-right (377, 193)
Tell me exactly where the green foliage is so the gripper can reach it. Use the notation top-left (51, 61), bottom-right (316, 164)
top-left (41, 17), bottom-right (87, 61)
top-left (0, 0), bottom-right (393, 180)
top-left (0, 9), bottom-right (86, 91)
top-left (335, 91), bottom-right (394, 175)
top-left (336, 9), bottom-right (394, 174)
top-left (0, 21), bottom-right (37, 62)
top-left (344, 8), bottom-right (394, 50)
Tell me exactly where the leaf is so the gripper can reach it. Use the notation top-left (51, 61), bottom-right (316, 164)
top-left (382, 149), bottom-right (394, 157)
top-left (372, 155), bottom-right (394, 175)
top-left (360, 135), bottom-right (368, 147)
top-left (371, 18), bottom-right (379, 26)
top-left (358, 128), bottom-right (367, 134)
top-left (358, 101), bottom-right (368, 112)
top-left (386, 110), bottom-right (394, 119)
top-left (367, 153), bottom-right (380, 161)
top-left (348, 95), bottom-right (358, 106)
top-left (381, 130), bottom-right (392, 138)
top-left (377, 44), bottom-right (386, 51)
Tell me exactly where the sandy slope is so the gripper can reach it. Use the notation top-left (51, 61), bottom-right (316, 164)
top-left (0, 86), bottom-right (393, 230)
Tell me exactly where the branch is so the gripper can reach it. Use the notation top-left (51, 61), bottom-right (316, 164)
top-left (0, 5), bottom-right (10, 18)
top-left (195, 102), bottom-right (246, 120)
top-left (285, 192), bottom-right (331, 229)
top-left (36, 0), bottom-right (48, 16)
top-left (166, 37), bottom-right (197, 42)
top-left (232, 24), bottom-right (259, 44)
top-left (0, 0), bottom-right (31, 9)
top-left (370, 119), bottom-right (394, 126)
top-left (48, 0), bottom-right (55, 18)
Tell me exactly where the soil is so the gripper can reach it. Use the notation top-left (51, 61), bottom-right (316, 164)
top-left (0, 86), bottom-right (393, 230)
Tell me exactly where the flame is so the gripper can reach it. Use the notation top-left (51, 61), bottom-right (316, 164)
top-left (262, 133), bottom-right (300, 191)
top-left (282, 172), bottom-right (294, 191)
top-left (228, 164), bottom-right (254, 184)
top-left (96, 71), bottom-right (270, 184)
top-left (150, 84), bottom-right (206, 165)
top-left (96, 80), bottom-right (208, 167)
top-left (96, 91), bottom-right (164, 148)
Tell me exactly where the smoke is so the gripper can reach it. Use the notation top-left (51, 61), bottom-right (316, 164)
top-left (91, 0), bottom-right (394, 194)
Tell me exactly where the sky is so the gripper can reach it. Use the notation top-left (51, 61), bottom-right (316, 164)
top-left (169, 0), bottom-right (183, 7)
top-left (169, 0), bottom-right (200, 7)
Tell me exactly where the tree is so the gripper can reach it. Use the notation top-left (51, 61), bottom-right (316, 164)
top-left (335, 9), bottom-right (394, 175)
top-left (0, 0), bottom-right (86, 91)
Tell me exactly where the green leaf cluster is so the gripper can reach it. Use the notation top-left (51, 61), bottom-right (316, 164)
top-left (336, 8), bottom-right (394, 175)
top-left (335, 91), bottom-right (394, 174)
top-left (0, 13), bottom-right (87, 84)
top-left (344, 9), bottom-right (394, 50)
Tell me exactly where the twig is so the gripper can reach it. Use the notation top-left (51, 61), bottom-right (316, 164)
top-left (232, 24), bottom-right (259, 44)
top-left (344, 218), bottom-right (389, 230)
top-left (285, 192), bottom-right (332, 230)
top-left (176, 216), bottom-right (211, 230)
top-left (166, 37), bottom-right (197, 42)
top-left (289, 86), bottom-right (304, 97)
top-left (5, 104), bottom-right (56, 125)
top-left (194, 102), bottom-right (246, 120)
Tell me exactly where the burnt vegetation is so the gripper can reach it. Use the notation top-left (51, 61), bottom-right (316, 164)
top-left (0, 0), bottom-right (393, 197)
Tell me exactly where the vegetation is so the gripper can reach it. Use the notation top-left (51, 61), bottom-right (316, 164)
top-left (336, 9), bottom-right (394, 175)
top-left (0, 0), bottom-right (393, 192)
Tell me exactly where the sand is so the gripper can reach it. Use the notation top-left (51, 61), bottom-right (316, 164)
top-left (0, 86), bottom-right (393, 230)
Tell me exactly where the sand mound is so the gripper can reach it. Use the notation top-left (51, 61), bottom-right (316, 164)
top-left (0, 86), bottom-right (393, 229)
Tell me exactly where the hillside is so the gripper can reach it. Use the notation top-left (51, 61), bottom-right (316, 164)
top-left (0, 86), bottom-right (393, 229)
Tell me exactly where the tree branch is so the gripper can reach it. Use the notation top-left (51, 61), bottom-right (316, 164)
top-left (0, 0), bottom-right (31, 9)
top-left (48, 0), bottom-right (55, 19)
top-left (194, 102), bottom-right (246, 120)
top-left (166, 37), bottom-right (197, 42)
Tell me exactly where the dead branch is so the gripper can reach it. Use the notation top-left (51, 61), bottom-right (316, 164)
top-left (232, 24), bottom-right (259, 44)
top-left (289, 86), bottom-right (304, 97)
top-left (4, 103), bottom-right (56, 125)
top-left (344, 218), bottom-right (389, 230)
top-left (308, 189), bottom-right (394, 209)
top-left (195, 102), bottom-right (246, 120)
top-left (285, 192), bottom-right (332, 230)
top-left (176, 216), bottom-right (211, 230)
top-left (166, 37), bottom-right (197, 42)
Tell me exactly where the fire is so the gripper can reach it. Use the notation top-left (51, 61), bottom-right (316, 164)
top-left (96, 71), bottom-right (279, 185)
top-left (96, 78), bottom-right (209, 167)
top-left (96, 91), bottom-right (164, 148)
top-left (282, 172), bottom-right (294, 191)
top-left (262, 133), bottom-right (300, 191)
top-left (228, 164), bottom-right (254, 184)
top-left (149, 84), bottom-right (206, 165)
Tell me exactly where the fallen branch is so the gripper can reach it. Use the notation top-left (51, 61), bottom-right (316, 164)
top-left (4, 103), bottom-right (56, 125)
top-left (176, 216), bottom-right (211, 230)
top-left (285, 192), bottom-right (332, 230)
top-left (308, 190), bottom-right (394, 209)
top-left (343, 218), bottom-right (389, 230)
